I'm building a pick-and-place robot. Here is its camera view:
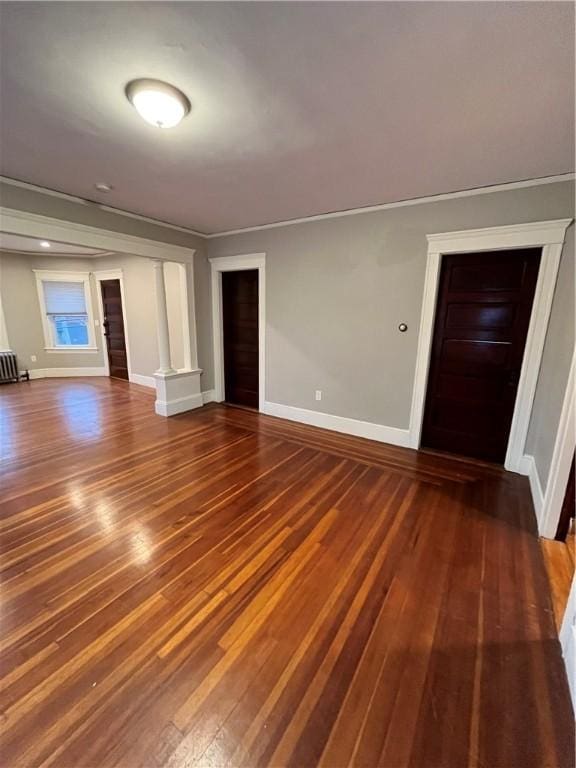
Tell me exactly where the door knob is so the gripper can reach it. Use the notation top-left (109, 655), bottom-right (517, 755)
top-left (507, 370), bottom-right (519, 387)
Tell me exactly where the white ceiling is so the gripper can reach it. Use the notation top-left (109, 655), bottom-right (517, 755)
top-left (0, 233), bottom-right (109, 257)
top-left (0, 2), bottom-right (573, 235)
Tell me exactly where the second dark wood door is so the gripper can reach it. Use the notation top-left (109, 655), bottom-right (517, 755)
top-left (422, 248), bottom-right (541, 463)
top-left (556, 455), bottom-right (575, 541)
top-left (100, 279), bottom-right (129, 381)
top-left (222, 270), bottom-right (259, 409)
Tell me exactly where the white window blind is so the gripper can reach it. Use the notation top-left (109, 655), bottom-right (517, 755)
top-left (42, 281), bottom-right (87, 314)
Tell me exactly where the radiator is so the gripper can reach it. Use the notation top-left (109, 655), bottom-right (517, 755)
top-left (0, 351), bottom-right (19, 383)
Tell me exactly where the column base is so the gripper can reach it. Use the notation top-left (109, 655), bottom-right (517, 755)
top-left (154, 368), bottom-right (203, 417)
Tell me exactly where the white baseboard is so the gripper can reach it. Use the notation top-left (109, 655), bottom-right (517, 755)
top-left (516, 454), bottom-right (533, 476)
top-left (261, 400), bottom-right (411, 448)
top-left (28, 367), bottom-right (107, 379)
top-left (129, 373), bottom-right (156, 389)
top-left (201, 389), bottom-right (217, 404)
top-left (523, 454), bottom-right (544, 526)
top-left (155, 392), bottom-right (204, 417)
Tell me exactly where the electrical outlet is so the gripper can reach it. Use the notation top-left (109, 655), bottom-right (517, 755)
top-left (31, 355), bottom-right (37, 363)
top-left (315, 390), bottom-right (322, 401)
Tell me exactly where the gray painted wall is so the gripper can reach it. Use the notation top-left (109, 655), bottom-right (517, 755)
top-left (525, 224), bottom-right (575, 484)
top-left (0, 252), bottom-right (106, 371)
top-left (2, 177), bottom-right (573, 493)
top-left (194, 250), bottom-right (214, 391)
top-left (94, 253), bottom-right (160, 378)
top-left (0, 180), bottom-right (204, 250)
top-left (0, 251), bottom-right (196, 383)
top-left (0, 180), bottom-right (210, 387)
top-left (206, 180), bottom-right (575, 490)
top-left (94, 254), bottom-right (191, 379)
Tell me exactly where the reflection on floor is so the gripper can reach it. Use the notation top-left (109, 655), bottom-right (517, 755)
top-left (0, 378), bottom-right (574, 768)
top-left (542, 529), bottom-right (575, 631)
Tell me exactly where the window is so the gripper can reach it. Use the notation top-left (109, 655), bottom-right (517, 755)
top-left (34, 271), bottom-right (96, 351)
top-left (0, 295), bottom-right (10, 352)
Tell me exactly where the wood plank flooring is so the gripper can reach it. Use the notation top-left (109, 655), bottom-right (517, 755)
top-left (0, 378), bottom-right (573, 767)
top-left (542, 532), bottom-right (575, 631)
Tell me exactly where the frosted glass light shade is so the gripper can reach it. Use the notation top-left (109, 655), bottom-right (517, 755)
top-left (126, 79), bottom-right (190, 129)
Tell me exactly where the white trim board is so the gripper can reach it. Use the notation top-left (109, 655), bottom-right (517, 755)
top-left (523, 454), bottom-right (544, 523)
top-left (202, 389), bottom-right (217, 405)
top-left (0, 290), bottom-right (10, 352)
top-left (163, 261), bottom-right (196, 371)
top-left (408, 218), bottom-right (573, 474)
top-left (262, 401), bottom-right (411, 448)
top-left (539, 351), bottom-right (576, 539)
top-left (210, 253), bottom-right (266, 410)
top-left (2, 173), bottom-right (573, 240)
top-left (28, 367), bottom-right (107, 379)
top-left (0, 207), bottom-right (197, 262)
top-left (155, 392), bottom-right (204, 417)
top-left (206, 174), bottom-right (575, 238)
top-left (178, 262), bottom-right (194, 370)
top-left (0, 176), bottom-right (207, 239)
top-left (93, 269), bottom-right (133, 380)
top-left (560, 574), bottom-right (576, 711)
top-left (129, 373), bottom-right (155, 389)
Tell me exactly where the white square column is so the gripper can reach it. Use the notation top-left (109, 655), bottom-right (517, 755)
top-left (152, 258), bottom-right (203, 417)
top-left (154, 369), bottom-right (203, 416)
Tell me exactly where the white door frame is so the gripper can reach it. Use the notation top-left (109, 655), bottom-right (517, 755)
top-left (93, 269), bottom-right (133, 379)
top-left (408, 218), bottom-right (572, 473)
top-left (560, 572), bottom-right (576, 710)
top-left (539, 350), bottom-right (576, 538)
top-left (209, 253), bottom-right (266, 410)
top-left (0, 207), bottom-right (197, 262)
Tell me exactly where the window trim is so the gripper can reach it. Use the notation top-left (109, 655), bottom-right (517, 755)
top-left (33, 270), bottom-right (98, 352)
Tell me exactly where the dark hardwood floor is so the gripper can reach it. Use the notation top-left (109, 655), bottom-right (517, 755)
top-left (542, 532), bottom-right (575, 631)
top-left (0, 378), bottom-right (573, 767)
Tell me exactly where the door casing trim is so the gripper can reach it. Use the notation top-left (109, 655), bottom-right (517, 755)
top-left (93, 269), bottom-right (132, 380)
top-left (408, 219), bottom-right (573, 473)
top-left (209, 253), bottom-right (266, 410)
top-left (539, 350), bottom-right (576, 539)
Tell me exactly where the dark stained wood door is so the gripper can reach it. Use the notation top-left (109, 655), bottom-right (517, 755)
top-left (100, 279), bottom-right (128, 381)
top-left (422, 249), bottom-right (541, 463)
top-left (222, 269), bottom-right (259, 408)
top-left (555, 454), bottom-right (575, 541)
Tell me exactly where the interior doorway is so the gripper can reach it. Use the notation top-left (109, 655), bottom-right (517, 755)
top-left (556, 455), bottom-right (575, 541)
top-left (210, 253), bottom-right (266, 411)
top-left (99, 278), bottom-right (129, 381)
top-left (222, 269), bottom-right (259, 408)
top-left (421, 248), bottom-right (541, 463)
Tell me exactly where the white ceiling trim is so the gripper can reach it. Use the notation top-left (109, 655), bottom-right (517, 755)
top-left (206, 174), bottom-right (575, 238)
top-left (0, 207), bottom-right (196, 262)
top-left (427, 218), bottom-right (574, 250)
top-left (0, 249), bottom-right (114, 258)
top-left (0, 176), bottom-right (207, 239)
top-left (1, 174), bottom-right (574, 241)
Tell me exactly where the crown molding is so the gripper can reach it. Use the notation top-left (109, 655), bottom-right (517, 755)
top-left (0, 176), bottom-right (208, 239)
top-left (1, 172), bottom-right (574, 240)
top-left (426, 218), bottom-right (573, 251)
top-left (206, 173), bottom-right (575, 238)
top-left (0, 207), bottom-right (197, 262)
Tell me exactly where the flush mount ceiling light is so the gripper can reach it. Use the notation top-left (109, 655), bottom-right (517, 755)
top-left (125, 79), bottom-right (191, 128)
top-left (39, 241), bottom-right (51, 248)
top-left (94, 182), bottom-right (114, 193)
